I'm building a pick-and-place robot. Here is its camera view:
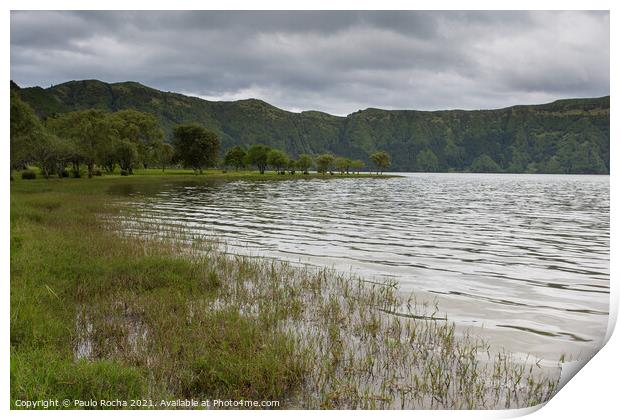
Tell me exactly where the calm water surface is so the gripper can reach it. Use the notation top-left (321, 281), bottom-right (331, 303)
top-left (119, 173), bottom-right (609, 361)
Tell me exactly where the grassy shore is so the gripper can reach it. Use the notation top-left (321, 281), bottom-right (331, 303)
top-left (10, 170), bottom-right (559, 409)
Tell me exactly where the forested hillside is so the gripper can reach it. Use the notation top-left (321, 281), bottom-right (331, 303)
top-left (13, 80), bottom-right (610, 173)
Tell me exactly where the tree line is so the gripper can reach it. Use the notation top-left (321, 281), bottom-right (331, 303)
top-left (225, 146), bottom-right (390, 175)
top-left (10, 91), bottom-right (391, 178)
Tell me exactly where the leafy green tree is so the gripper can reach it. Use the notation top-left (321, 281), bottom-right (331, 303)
top-left (47, 109), bottom-right (115, 178)
top-left (246, 144), bottom-right (271, 174)
top-left (469, 154), bottom-right (502, 173)
top-left (351, 159), bottom-right (365, 174)
top-left (9, 90), bottom-right (73, 177)
top-left (98, 137), bottom-right (121, 174)
top-left (334, 157), bottom-right (352, 174)
top-left (116, 140), bottom-right (139, 173)
top-left (10, 91), bottom-right (42, 171)
top-left (172, 124), bottom-right (220, 174)
top-left (31, 132), bottom-right (72, 178)
top-left (370, 151), bottom-right (391, 174)
top-left (108, 109), bottom-right (164, 171)
top-left (153, 142), bottom-right (175, 172)
top-left (224, 146), bottom-right (247, 171)
top-left (416, 149), bottom-right (439, 172)
top-left (267, 149), bottom-right (289, 174)
top-left (316, 154), bottom-right (335, 174)
top-left (286, 158), bottom-right (298, 174)
top-left (297, 154), bottom-right (314, 174)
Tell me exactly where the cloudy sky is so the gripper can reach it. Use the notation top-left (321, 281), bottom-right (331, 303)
top-left (10, 11), bottom-right (609, 116)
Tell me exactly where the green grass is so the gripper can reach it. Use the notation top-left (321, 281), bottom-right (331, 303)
top-left (10, 172), bottom-right (310, 408)
top-left (10, 171), bottom-right (559, 409)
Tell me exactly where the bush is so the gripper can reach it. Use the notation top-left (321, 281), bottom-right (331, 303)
top-left (71, 168), bottom-right (82, 178)
top-left (93, 169), bottom-right (103, 176)
top-left (21, 170), bottom-right (36, 180)
top-left (120, 170), bottom-right (129, 176)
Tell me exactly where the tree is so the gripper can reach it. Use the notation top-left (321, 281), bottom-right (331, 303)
top-left (316, 154), bottom-right (335, 174)
top-left (31, 131), bottom-right (72, 178)
top-left (286, 158), bottom-right (298, 175)
top-left (351, 159), bottom-right (365, 174)
top-left (267, 149), bottom-right (289, 174)
top-left (297, 154), bottom-right (314, 174)
top-left (370, 151), bottom-right (391, 174)
top-left (224, 146), bottom-right (247, 171)
top-left (153, 142), bottom-right (175, 172)
top-left (334, 157), bottom-right (352, 174)
top-left (469, 154), bottom-right (502, 173)
top-left (10, 91), bottom-right (74, 178)
top-left (10, 90), bottom-right (42, 171)
top-left (116, 140), bottom-right (139, 173)
top-left (108, 109), bottom-right (164, 171)
top-left (172, 124), bottom-right (220, 174)
top-left (97, 137), bottom-right (121, 174)
top-left (47, 109), bottom-right (115, 178)
top-left (246, 144), bottom-right (271, 174)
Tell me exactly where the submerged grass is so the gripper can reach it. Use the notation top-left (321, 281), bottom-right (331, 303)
top-left (10, 174), bottom-right (559, 409)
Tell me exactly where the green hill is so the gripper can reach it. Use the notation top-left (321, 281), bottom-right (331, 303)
top-left (13, 79), bottom-right (610, 173)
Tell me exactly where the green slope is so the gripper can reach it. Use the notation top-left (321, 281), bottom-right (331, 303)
top-left (13, 79), bottom-right (610, 173)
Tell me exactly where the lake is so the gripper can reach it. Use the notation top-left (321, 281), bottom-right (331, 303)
top-left (119, 173), bottom-right (609, 363)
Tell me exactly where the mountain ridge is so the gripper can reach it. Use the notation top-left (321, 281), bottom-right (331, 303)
top-left (12, 79), bottom-right (610, 173)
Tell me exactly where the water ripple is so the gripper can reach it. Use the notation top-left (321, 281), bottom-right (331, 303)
top-left (120, 173), bottom-right (609, 357)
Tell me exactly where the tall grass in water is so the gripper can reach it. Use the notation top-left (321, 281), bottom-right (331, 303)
top-left (10, 177), bottom-right (559, 409)
top-left (121, 216), bottom-right (560, 409)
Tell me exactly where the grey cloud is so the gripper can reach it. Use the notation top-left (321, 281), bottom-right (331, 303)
top-left (10, 10), bottom-right (609, 115)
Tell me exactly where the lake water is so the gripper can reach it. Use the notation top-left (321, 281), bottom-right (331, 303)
top-left (119, 173), bottom-right (609, 363)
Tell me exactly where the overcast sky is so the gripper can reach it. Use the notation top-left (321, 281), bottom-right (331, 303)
top-left (10, 10), bottom-right (610, 116)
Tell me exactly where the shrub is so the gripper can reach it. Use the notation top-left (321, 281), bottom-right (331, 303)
top-left (93, 169), bottom-right (103, 176)
top-left (71, 168), bottom-right (82, 178)
top-left (21, 170), bottom-right (36, 180)
top-left (120, 170), bottom-right (129, 176)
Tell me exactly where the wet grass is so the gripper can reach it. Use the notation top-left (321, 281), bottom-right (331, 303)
top-left (10, 174), bottom-right (559, 409)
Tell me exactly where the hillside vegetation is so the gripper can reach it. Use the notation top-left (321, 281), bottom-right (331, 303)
top-left (13, 80), bottom-right (610, 173)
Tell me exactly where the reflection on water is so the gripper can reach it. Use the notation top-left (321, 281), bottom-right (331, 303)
top-left (119, 173), bottom-right (609, 361)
